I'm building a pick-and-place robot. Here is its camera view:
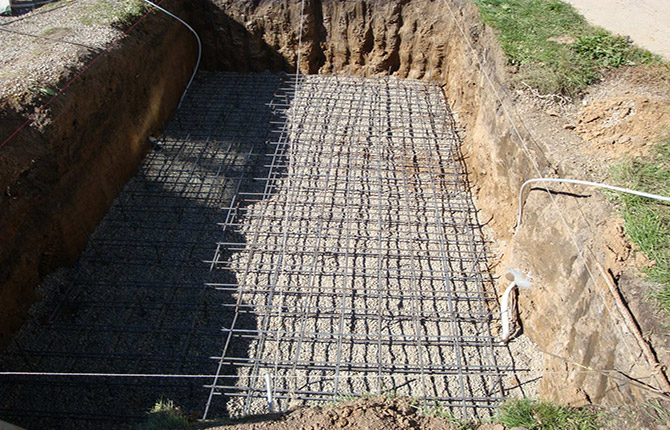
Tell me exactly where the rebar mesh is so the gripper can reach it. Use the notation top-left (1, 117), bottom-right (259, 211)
top-left (204, 74), bottom-right (510, 419)
top-left (0, 72), bottom-right (284, 429)
top-left (0, 72), bottom-right (519, 428)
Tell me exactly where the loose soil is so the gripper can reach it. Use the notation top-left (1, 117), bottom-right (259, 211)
top-left (197, 395), bottom-right (669, 430)
top-left (513, 65), bottom-right (670, 179)
top-left (199, 396), bottom-right (505, 430)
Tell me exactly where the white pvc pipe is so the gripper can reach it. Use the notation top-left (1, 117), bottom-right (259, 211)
top-left (515, 178), bottom-right (670, 235)
top-left (500, 281), bottom-right (516, 343)
top-left (140, 0), bottom-right (202, 109)
top-left (265, 373), bottom-right (274, 413)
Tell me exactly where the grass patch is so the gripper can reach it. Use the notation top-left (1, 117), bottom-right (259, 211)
top-left (611, 135), bottom-right (670, 311)
top-left (472, 0), bottom-right (658, 96)
top-left (136, 398), bottom-right (189, 430)
top-left (646, 400), bottom-right (670, 426)
top-left (414, 403), bottom-right (475, 429)
top-left (80, 0), bottom-right (147, 27)
top-left (498, 398), bottom-right (600, 430)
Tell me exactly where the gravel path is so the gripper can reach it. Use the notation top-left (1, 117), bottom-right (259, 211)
top-left (562, 0), bottom-right (670, 60)
top-left (0, 0), bottom-right (143, 106)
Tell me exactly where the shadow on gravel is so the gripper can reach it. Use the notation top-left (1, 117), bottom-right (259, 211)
top-left (0, 72), bottom-right (289, 430)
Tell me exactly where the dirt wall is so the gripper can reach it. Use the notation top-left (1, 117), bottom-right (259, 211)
top-left (0, 1), bottom-right (197, 349)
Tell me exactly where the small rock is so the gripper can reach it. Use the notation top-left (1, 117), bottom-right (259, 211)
top-left (396, 402), bottom-right (414, 415)
top-left (563, 123), bottom-right (576, 130)
top-left (510, 427), bottom-right (529, 430)
top-left (547, 35), bottom-right (576, 44)
top-left (477, 424), bottom-right (505, 430)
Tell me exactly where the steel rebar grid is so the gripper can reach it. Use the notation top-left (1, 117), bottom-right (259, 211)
top-left (204, 74), bottom-right (508, 419)
top-left (0, 72), bottom-right (286, 429)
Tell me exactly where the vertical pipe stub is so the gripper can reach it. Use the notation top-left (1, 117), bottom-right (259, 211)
top-left (500, 268), bottom-right (532, 344)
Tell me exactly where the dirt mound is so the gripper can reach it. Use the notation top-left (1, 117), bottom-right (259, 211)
top-left (576, 96), bottom-right (670, 157)
top-left (200, 397), bottom-right (505, 430)
top-left (575, 65), bottom-right (670, 159)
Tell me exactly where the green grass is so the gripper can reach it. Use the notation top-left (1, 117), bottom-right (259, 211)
top-left (135, 398), bottom-right (189, 430)
top-left (412, 403), bottom-right (475, 430)
top-left (80, 0), bottom-right (147, 27)
top-left (611, 135), bottom-right (670, 311)
top-left (498, 399), bottom-right (600, 430)
top-left (645, 400), bottom-right (670, 426)
top-left (473, 0), bottom-right (658, 96)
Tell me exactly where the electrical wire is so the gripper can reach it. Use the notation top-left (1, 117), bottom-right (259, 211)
top-left (139, 0), bottom-right (201, 109)
top-left (515, 178), bottom-right (670, 235)
top-left (0, 25), bottom-right (98, 49)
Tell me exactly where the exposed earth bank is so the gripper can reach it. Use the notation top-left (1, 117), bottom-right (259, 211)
top-left (0, 0), bottom-right (196, 348)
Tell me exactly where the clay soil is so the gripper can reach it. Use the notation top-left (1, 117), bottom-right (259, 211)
top-left (514, 63), bottom-right (670, 292)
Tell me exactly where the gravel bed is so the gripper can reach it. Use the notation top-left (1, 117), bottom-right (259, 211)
top-left (0, 72), bottom-right (540, 428)
top-left (0, 72), bottom-right (284, 429)
top-left (0, 0), bottom-right (144, 106)
top-left (207, 74), bottom-right (540, 420)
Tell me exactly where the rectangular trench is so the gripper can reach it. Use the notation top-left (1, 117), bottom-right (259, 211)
top-left (0, 72), bottom-right (519, 428)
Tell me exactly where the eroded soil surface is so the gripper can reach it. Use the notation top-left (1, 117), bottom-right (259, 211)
top-left (513, 65), bottom-right (670, 179)
top-left (196, 395), bottom-right (668, 430)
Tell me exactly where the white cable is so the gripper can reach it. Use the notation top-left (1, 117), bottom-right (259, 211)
top-left (140, 0), bottom-right (201, 109)
top-left (515, 178), bottom-right (670, 235)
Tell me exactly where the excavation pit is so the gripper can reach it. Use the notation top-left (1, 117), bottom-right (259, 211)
top-left (1, 0), bottom-right (664, 428)
top-left (0, 69), bottom-right (534, 428)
